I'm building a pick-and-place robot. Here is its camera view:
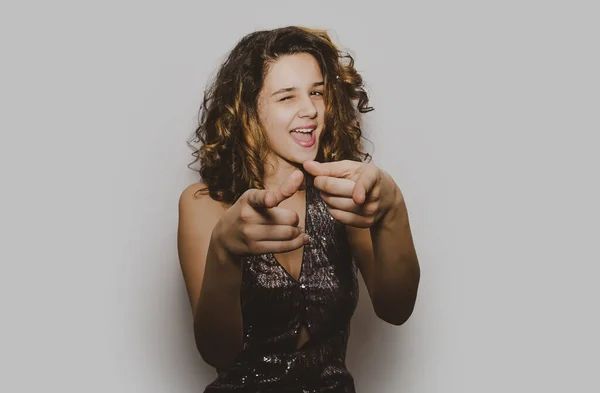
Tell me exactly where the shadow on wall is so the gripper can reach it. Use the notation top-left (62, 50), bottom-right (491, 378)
top-left (346, 276), bottom-right (408, 390)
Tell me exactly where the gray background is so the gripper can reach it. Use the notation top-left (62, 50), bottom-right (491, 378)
top-left (1, 0), bottom-right (598, 391)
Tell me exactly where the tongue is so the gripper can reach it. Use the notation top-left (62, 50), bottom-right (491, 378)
top-left (291, 131), bottom-right (312, 141)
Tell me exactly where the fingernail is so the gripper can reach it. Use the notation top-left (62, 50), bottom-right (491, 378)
top-left (303, 234), bottom-right (310, 243)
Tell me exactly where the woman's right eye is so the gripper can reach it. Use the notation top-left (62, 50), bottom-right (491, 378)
top-left (279, 96), bottom-right (293, 102)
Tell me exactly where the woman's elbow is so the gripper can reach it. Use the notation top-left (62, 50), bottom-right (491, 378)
top-left (375, 305), bottom-right (415, 326)
top-left (373, 290), bottom-right (418, 326)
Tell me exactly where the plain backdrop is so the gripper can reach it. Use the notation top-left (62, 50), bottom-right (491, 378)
top-left (1, 0), bottom-right (599, 392)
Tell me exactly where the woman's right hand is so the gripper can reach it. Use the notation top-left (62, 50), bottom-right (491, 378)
top-left (213, 169), bottom-right (309, 258)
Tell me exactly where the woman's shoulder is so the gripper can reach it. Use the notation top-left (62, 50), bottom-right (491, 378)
top-left (178, 182), bottom-right (230, 215)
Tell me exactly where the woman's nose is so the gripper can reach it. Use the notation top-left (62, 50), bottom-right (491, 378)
top-left (297, 95), bottom-right (318, 118)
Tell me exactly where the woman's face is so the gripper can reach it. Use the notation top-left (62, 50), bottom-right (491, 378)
top-left (257, 53), bottom-right (325, 168)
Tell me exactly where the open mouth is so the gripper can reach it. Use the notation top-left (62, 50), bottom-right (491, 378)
top-left (290, 127), bottom-right (316, 147)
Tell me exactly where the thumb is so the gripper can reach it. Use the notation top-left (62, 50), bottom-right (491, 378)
top-left (303, 160), bottom-right (352, 178)
top-left (273, 170), bottom-right (304, 205)
top-left (246, 189), bottom-right (278, 209)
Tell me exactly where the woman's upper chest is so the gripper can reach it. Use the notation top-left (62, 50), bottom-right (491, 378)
top-left (242, 186), bottom-right (357, 301)
top-left (270, 191), bottom-right (307, 282)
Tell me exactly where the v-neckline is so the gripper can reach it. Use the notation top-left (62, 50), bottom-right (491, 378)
top-left (269, 186), bottom-right (310, 283)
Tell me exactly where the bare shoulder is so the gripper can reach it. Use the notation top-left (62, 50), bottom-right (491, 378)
top-left (178, 182), bottom-right (231, 246)
top-left (180, 182), bottom-right (226, 210)
top-left (179, 183), bottom-right (233, 226)
top-left (177, 182), bottom-right (229, 312)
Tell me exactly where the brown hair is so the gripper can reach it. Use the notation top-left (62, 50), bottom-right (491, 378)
top-left (187, 25), bottom-right (374, 204)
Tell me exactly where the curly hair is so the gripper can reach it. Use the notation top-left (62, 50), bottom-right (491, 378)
top-left (188, 25), bottom-right (374, 204)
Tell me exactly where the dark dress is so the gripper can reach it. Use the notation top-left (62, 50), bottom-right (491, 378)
top-left (204, 179), bottom-right (359, 393)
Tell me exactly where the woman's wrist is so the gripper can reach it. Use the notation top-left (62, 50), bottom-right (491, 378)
top-left (210, 218), bottom-right (241, 267)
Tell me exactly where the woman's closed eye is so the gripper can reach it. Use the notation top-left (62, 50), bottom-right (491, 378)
top-left (279, 91), bottom-right (323, 102)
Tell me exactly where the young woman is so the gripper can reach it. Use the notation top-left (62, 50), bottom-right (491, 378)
top-left (178, 25), bottom-right (420, 393)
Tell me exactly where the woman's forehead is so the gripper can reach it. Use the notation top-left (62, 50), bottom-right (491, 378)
top-left (263, 54), bottom-right (323, 90)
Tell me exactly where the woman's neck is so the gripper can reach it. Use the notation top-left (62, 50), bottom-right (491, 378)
top-left (263, 157), bottom-right (305, 191)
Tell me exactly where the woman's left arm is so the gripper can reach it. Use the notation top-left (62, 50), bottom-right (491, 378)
top-left (303, 160), bottom-right (421, 326)
top-left (346, 173), bottom-right (420, 326)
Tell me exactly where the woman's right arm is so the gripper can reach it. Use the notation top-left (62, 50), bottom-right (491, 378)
top-left (177, 183), bottom-right (244, 369)
top-left (177, 171), bottom-right (307, 369)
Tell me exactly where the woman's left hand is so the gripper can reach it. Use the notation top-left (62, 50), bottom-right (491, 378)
top-left (303, 160), bottom-right (402, 228)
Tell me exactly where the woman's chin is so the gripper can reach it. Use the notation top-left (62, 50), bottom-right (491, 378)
top-left (291, 152), bottom-right (318, 166)
top-left (271, 147), bottom-right (319, 168)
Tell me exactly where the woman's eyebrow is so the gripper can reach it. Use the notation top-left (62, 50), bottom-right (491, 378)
top-left (271, 81), bottom-right (324, 96)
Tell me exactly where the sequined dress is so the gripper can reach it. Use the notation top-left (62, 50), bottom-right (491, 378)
top-left (204, 180), bottom-right (360, 393)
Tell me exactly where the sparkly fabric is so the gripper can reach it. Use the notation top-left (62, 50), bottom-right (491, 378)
top-left (204, 179), bottom-right (359, 393)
